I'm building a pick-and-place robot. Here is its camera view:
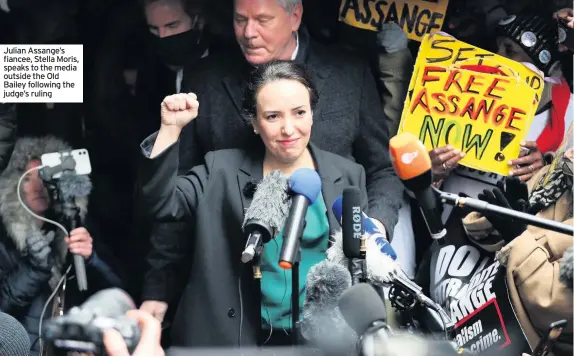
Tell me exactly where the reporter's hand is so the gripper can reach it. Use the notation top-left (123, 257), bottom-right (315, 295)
top-left (103, 310), bottom-right (164, 356)
top-left (160, 93), bottom-right (199, 130)
top-left (429, 145), bottom-right (466, 182)
top-left (508, 141), bottom-right (544, 181)
top-left (139, 300), bottom-right (168, 323)
top-left (65, 227), bottom-right (93, 259)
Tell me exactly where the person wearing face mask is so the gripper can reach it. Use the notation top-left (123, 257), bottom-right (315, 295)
top-left (138, 61), bottom-right (373, 348)
top-left (135, 0), bottom-right (212, 145)
top-left (0, 136), bottom-right (125, 355)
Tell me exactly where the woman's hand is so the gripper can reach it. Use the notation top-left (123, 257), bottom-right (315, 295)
top-left (160, 93), bottom-right (199, 130)
top-left (554, 8), bottom-right (574, 28)
top-left (508, 141), bottom-right (544, 182)
top-left (66, 227), bottom-right (93, 259)
top-left (103, 310), bottom-right (164, 356)
top-left (429, 145), bottom-right (466, 183)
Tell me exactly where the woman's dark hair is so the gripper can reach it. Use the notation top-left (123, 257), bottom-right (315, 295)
top-left (242, 61), bottom-right (319, 123)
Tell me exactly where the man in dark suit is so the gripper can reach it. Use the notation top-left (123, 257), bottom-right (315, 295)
top-left (140, 0), bottom-right (404, 328)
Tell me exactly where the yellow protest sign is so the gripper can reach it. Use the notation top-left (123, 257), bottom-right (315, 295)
top-left (338, 0), bottom-right (449, 42)
top-left (398, 34), bottom-right (545, 176)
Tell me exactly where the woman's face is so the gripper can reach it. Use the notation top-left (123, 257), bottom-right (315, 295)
top-left (253, 79), bottom-right (313, 164)
top-left (22, 160), bottom-right (50, 215)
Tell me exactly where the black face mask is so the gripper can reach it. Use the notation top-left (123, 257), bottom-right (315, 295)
top-left (150, 28), bottom-right (208, 67)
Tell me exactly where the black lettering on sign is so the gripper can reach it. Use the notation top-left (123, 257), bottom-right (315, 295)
top-left (338, 0), bottom-right (450, 42)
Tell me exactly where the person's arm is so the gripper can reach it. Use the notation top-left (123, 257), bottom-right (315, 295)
top-left (0, 103), bottom-right (16, 173)
top-left (140, 221), bottom-right (193, 322)
top-left (0, 259), bottom-right (52, 312)
top-left (503, 222), bottom-right (573, 340)
top-left (355, 63), bottom-right (403, 240)
top-left (139, 93), bottom-right (210, 221)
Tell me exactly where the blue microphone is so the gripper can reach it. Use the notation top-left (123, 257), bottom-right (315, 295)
top-left (332, 196), bottom-right (397, 260)
top-left (279, 168), bottom-right (322, 269)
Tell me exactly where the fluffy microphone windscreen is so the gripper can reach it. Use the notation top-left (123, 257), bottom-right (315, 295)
top-left (56, 173), bottom-right (92, 199)
top-left (301, 260), bottom-right (357, 354)
top-left (0, 312), bottom-right (30, 356)
top-left (242, 170), bottom-right (290, 235)
top-left (289, 168), bottom-right (322, 203)
top-left (338, 283), bottom-right (387, 336)
top-left (79, 288), bottom-right (136, 318)
top-left (389, 132), bottom-right (433, 191)
top-left (560, 246), bottom-right (573, 290)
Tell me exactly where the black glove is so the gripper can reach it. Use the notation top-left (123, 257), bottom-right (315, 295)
top-left (478, 185), bottom-right (527, 242)
top-left (26, 231), bottom-right (55, 270)
top-left (496, 176), bottom-right (530, 212)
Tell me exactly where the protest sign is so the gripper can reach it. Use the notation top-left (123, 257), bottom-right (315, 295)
top-left (338, 0), bottom-right (449, 42)
top-left (398, 33), bottom-right (545, 176)
top-left (427, 241), bottom-right (529, 355)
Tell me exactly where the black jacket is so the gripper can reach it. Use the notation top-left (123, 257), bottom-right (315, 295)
top-left (179, 28), bottom-right (402, 236)
top-left (0, 103), bottom-right (16, 173)
top-left (139, 135), bottom-right (368, 347)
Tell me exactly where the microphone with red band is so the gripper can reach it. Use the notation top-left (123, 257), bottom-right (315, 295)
top-left (389, 133), bottom-right (447, 241)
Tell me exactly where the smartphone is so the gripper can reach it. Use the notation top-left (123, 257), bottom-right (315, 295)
top-left (532, 319), bottom-right (568, 356)
top-left (41, 149), bottom-right (92, 179)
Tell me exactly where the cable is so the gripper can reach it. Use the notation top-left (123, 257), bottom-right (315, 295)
top-left (38, 265), bottom-right (71, 356)
top-left (17, 166), bottom-right (69, 238)
top-left (16, 166), bottom-right (73, 356)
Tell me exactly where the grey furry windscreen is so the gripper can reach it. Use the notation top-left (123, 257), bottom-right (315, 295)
top-left (242, 170), bottom-right (290, 236)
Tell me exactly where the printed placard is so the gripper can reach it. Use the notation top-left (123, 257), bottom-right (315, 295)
top-left (428, 242), bottom-right (529, 355)
top-left (398, 34), bottom-right (545, 176)
top-left (338, 0), bottom-right (449, 42)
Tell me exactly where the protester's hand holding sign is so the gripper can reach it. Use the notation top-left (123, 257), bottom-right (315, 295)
top-left (508, 141), bottom-right (545, 181)
top-left (430, 145), bottom-right (466, 185)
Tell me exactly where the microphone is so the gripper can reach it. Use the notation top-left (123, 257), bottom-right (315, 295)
top-left (0, 312), bottom-right (31, 356)
top-left (42, 288), bottom-right (141, 354)
top-left (338, 283), bottom-right (392, 356)
top-left (560, 246), bottom-right (573, 290)
top-left (332, 195), bottom-right (397, 260)
top-left (301, 260), bottom-right (357, 353)
top-left (56, 173), bottom-right (92, 291)
top-left (241, 170), bottom-right (290, 264)
top-left (389, 133), bottom-right (447, 241)
top-left (339, 284), bottom-right (465, 356)
top-left (342, 187), bottom-right (366, 285)
top-left (367, 248), bottom-right (454, 333)
top-left (279, 168), bottom-right (322, 269)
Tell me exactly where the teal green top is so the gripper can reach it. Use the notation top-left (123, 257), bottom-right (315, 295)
top-left (260, 192), bottom-right (330, 329)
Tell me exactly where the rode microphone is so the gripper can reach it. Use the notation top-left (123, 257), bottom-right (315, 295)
top-left (332, 196), bottom-right (397, 260)
top-left (389, 133), bottom-right (447, 241)
top-left (342, 187), bottom-right (364, 259)
top-left (279, 168), bottom-right (322, 269)
top-left (341, 187), bottom-right (366, 285)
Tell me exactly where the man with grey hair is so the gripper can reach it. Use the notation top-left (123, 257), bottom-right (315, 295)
top-left (140, 0), bottom-right (403, 348)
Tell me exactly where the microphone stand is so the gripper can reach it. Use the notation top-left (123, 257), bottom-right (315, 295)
top-left (437, 189), bottom-right (574, 236)
top-left (291, 249), bottom-right (301, 346)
